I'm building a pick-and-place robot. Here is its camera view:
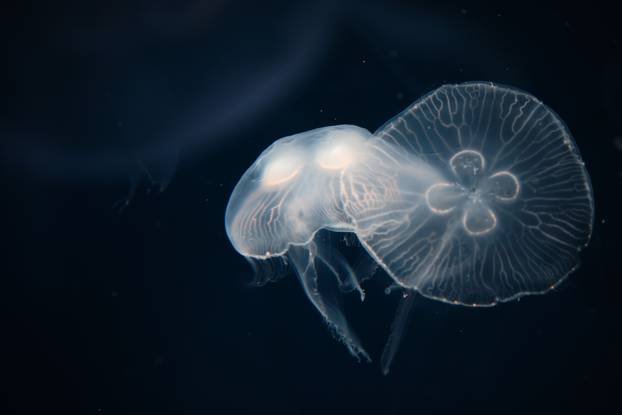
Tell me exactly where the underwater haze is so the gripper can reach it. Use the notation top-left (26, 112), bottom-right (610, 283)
top-left (2, 1), bottom-right (620, 414)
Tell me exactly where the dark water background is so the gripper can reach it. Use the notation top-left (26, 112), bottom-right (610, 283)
top-left (3, 1), bottom-right (620, 414)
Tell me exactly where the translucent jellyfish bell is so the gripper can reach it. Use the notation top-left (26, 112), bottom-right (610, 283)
top-left (342, 82), bottom-right (594, 373)
top-left (225, 125), bottom-right (373, 360)
top-left (345, 82), bottom-right (594, 305)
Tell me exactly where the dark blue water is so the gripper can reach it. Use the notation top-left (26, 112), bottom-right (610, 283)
top-left (3, 1), bottom-right (619, 414)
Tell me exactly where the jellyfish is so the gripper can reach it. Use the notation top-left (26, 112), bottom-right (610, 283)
top-left (225, 125), bottom-right (376, 360)
top-left (225, 82), bottom-right (594, 373)
top-left (342, 82), bottom-right (594, 372)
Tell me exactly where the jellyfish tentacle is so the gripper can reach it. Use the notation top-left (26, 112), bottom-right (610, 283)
top-left (288, 244), bottom-right (371, 362)
top-left (381, 290), bottom-right (416, 375)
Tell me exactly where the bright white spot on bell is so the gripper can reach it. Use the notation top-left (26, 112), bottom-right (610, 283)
top-left (316, 144), bottom-right (355, 170)
top-left (262, 154), bottom-right (303, 186)
top-left (315, 132), bottom-right (364, 170)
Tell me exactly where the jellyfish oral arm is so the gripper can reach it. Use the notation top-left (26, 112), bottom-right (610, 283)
top-left (288, 243), bottom-right (371, 362)
top-left (380, 291), bottom-right (415, 375)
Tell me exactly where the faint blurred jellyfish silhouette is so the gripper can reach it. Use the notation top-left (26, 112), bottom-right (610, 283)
top-left (225, 82), bottom-right (594, 374)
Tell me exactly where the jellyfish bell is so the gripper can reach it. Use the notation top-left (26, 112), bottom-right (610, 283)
top-left (225, 125), bottom-right (372, 256)
top-left (342, 82), bottom-right (594, 373)
top-left (225, 124), bottom-right (373, 360)
top-left (345, 81), bottom-right (594, 304)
